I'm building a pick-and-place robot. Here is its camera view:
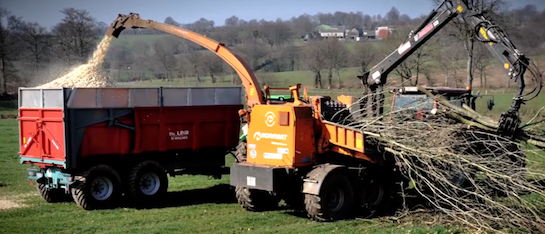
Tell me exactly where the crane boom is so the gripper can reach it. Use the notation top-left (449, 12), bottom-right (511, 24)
top-left (359, 0), bottom-right (543, 136)
top-left (105, 13), bottom-right (265, 107)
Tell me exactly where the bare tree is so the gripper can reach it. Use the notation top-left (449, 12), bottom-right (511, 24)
top-left (130, 40), bottom-right (153, 80)
top-left (224, 16), bottom-right (240, 27)
top-left (281, 43), bottom-right (299, 71)
top-left (201, 52), bottom-right (223, 83)
top-left (152, 39), bottom-right (177, 80)
top-left (473, 43), bottom-right (489, 88)
top-left (185, 51), bottom-right (203, 83)
top-left (95, 21), bottom-right (108, 36)
top-left (52, 8), bottom-right (97, 64)
top-left (303, 41), bottom-right (326, 89)
top-left (383, 27), bottom-right (431, 86)
top-left (430, 0), bottom-right (506, 90)
top-left (385, 7), bottom-right (400, 25)
top-left (0, 8), bottom-right (21, 94)
top-left (164, 17), bottom-right (181, 27)
top-left (233, 40), bottom-right (270, 71)
top-left (353, 42), bottom-right (377, 78)
top-left (260, 20), bottom-right (293, 49)
top-left (17, 21), bottom-right (50, 73)
top-left (433, 39), bottom-right (465, 87)
top-left (322, 39), bottom-right (348, 89)
top-left (290, 14), bottom-right (316, 39)
top-left (107, 43), bottom-right (134, 80)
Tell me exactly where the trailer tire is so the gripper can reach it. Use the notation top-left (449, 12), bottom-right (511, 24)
top-left (71, 164), bottom-right (122, 210)
top-left (235, 186), bottom-right (279, 211)
top-left (235, 141), bottom-right (247, 162)
top-left (304, 172), bottom-right (354, 222)
top-left (37, 182), bottom-right (68, 203)
top-left (127, 161), bottom-right (168, 203)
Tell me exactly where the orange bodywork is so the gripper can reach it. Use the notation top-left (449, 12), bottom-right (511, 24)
top-left (246, 104), bottom-right (316, 167)
top-left (106, 13), bottom-right (375, 168)
top-left (322, 122), bottom-right (373, 162)
top-left (246, 95), bottom-right (374, 168)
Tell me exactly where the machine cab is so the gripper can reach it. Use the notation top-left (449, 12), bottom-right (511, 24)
top-left (390, 86), bottom-right (472, 120)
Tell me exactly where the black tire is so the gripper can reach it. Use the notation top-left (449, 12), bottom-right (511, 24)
top-left (356, 175), bottom-right (399, 217)
top-left (37, 182), bottom-right (69, 203)
top-left (71, 164), bottom-right (122, 210)
top-left (235, 186), bottom-right (279, 212)
top-left (283, 192), bottom-right (305, 210)
top-left (305, 172), bottom-right (354, 222)
top-left (127, 161), bottom-right (168, 203)
top-left (235, 141), bottom-right (247, 162)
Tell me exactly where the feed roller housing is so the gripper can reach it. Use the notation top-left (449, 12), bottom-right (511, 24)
top-left (18, 87), bottom-right (243, 171)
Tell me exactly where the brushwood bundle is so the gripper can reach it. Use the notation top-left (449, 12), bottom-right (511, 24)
top-left (337, 87), bottom-right (545, 233)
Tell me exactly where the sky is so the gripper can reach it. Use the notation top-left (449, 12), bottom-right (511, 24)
top-left (2, 0), bottom-right (545, 29)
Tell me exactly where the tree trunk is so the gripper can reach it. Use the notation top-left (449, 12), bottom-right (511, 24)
top-left (291, 59), bottom-right (295, 71)
top-left (465, 37), bottom-right (475, 90)
top-left (336, 69), bottom-right (342, 89)
top-left (479, 71), bottom-right (484, 88)
top-left (210, 73), bottom-right (216, 83)
top-left (314, 71), bottom-right (319, 88)
top-left (0, 57), bottom-right (6, 95)
top-left (316, 71), bottom-right (322, 89)
top-left (327, 69), bottom-right (333, 89)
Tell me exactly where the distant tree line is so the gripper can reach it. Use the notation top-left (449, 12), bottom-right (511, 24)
top-left (1, 1), bottom-right (545, 95)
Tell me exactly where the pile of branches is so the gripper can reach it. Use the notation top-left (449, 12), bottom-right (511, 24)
top-left (338, 87), bottom-right (545, 233)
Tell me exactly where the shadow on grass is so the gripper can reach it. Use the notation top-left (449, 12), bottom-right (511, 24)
top-left (127, 184), bottom-right (237, 209)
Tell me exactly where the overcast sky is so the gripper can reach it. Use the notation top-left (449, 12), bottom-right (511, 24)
top-left (2, 0), bottom-right (544, 29)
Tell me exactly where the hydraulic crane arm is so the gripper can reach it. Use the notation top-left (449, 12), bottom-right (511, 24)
top-left (359, 0), bottom-right (543, 135)
top-left (105, 13), bottom-right (265, 107)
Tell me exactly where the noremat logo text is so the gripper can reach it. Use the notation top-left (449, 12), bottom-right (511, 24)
top-left (253, 131), bottom-right (288, 141)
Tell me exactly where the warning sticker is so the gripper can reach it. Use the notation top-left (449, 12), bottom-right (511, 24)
top-left (264, 152), bottom-right (282, 159)
top-left (277, 147), bottom-right (289, 154)
top-left (247, 176), bottom-right (256, 186)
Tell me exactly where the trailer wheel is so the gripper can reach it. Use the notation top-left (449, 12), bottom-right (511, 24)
top-left (128, 161), bottom-right (168, 202)
top-left (235, 186), bottom-right (279, 211)
top-left (235, 141), bottom-right (247, 162)
top-left (37, 182), bottom-right (69, 203)
top-left (304, 172), bottom-right (354, 222)
top-left (71, 165), bottom-right (122, 210)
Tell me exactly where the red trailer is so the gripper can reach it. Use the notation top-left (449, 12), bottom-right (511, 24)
top-left (19, 86), bottom-right (243, 209)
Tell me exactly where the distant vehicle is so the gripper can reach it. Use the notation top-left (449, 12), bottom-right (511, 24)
top-left (268, 94), bottom-right (303, 102)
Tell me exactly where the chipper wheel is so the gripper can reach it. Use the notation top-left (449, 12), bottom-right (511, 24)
top-left (37, 182), bottom-right (70, 203)
top-left (71, 164), bottom-right (122, 210)
top-left (304, 172), bottom-right (354, 222)
top-left (235, 186), bottom-right (280, 212)
top-left (127, 160), bottom-right (169, 203)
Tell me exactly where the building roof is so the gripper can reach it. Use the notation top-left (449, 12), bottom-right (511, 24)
top-left (319, 29), bottom-right (345, 33)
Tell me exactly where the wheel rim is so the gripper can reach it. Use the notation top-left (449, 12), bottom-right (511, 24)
top-left (139, 172), bottom-right (161, 196)
top-left (327, 185), bottom-right (345, 212)
top-left (91, 176), bottom-right (114, 201)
